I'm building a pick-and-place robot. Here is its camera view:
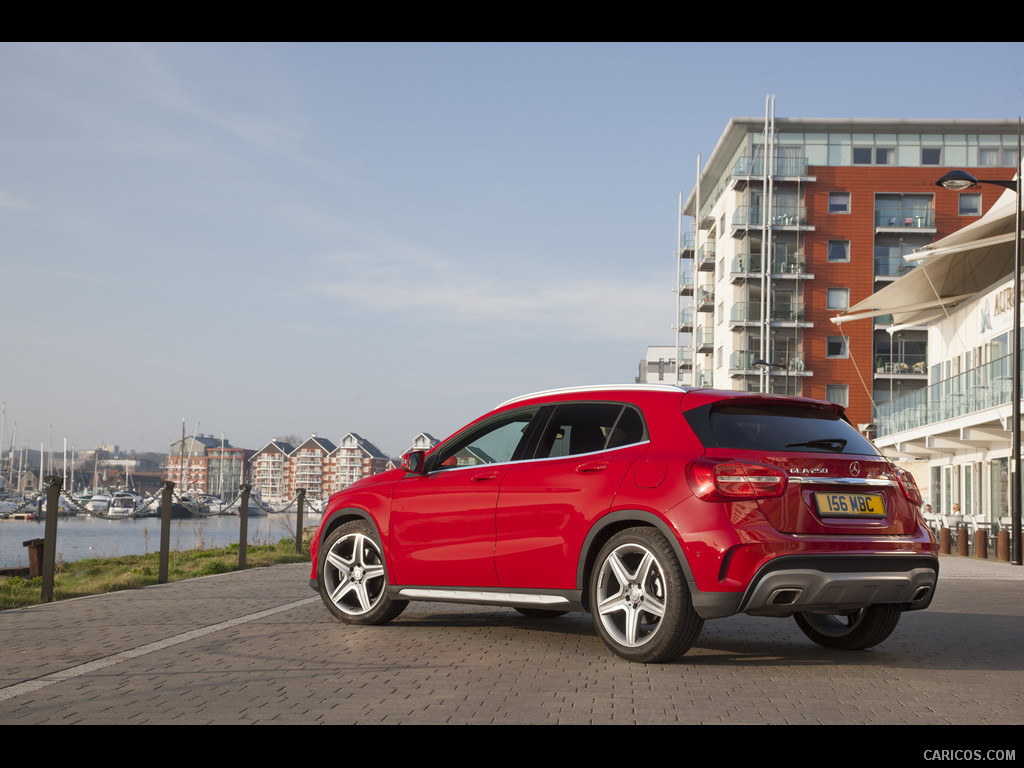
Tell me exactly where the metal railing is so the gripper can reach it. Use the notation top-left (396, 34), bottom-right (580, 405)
top-left (877, 352), bottom-right (1019, 437)
top-left (2, 478), bottom-right (323, 602)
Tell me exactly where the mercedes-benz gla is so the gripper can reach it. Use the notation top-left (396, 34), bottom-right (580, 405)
top-left (309, 385), bottom-right (937, 663)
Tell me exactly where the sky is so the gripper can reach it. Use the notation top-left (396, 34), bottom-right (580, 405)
top-left (2, 42), bottom-right (1024, 459)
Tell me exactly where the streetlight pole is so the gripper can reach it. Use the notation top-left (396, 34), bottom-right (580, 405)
top-left (936, 122), bottom-right (1023, 565)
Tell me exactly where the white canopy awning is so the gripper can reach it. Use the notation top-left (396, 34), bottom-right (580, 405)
top-left (832, 184), bottom-right (1021, 327)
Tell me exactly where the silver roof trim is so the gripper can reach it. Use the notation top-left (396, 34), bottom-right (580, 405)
top-left (497, 384), bottom-right (689, 408)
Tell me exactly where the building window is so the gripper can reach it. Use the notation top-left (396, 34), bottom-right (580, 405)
top-left (826, 384), bottom-right (849, 407)
top-left (853, 147), bottom-right (893, 165)
top-left (826, 336), bottom-right (848, 358)
top-left (922, 147), bottom-right (942, 165)
top-left (827, 240), bottom-right (850, 263)
top-left (827, 287), bottom-right (850, 311)
top-left (959, 193), bottom-right (982, 216)
top-left (828, 192), bottom-right (850, 214)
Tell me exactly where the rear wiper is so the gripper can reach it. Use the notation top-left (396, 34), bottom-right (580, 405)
top-left (785, 438), bottom-right (847, 452)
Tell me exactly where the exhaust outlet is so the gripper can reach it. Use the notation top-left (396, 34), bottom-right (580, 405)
top-left (769, 588), bottom-right (803, 606)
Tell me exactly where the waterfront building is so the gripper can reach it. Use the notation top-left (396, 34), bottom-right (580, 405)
top-left (677, 110), bottom-right (1019, 432)
top-left (165, 435), bottom-right (253, 498)
top-left (835, 184), bottom-right (1023, 531)
top-left (250, 439), bottom-right (295, 504)
top-left (330, 433), bottom-right (390, 491)
top-left (404, 433), bottom-right (440, 456)
top-left (287, 435), bottom-right (337, 501)
top-left (636, 346), bottom-right (679, 384)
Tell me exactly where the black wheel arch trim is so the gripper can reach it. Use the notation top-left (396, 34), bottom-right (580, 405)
top-left (314, 508), bottom-right (397, 588)
top-left (578, 510), bottom-right (696, 588)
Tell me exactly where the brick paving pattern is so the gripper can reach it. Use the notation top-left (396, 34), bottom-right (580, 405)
top-left (1, 555), bottom-right (1022, 724)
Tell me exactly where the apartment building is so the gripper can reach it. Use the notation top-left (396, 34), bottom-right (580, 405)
top-left (678, 113), bottom-right (1018, 432)
top-left (249, 433), bottom-right (395, 504)
top-left (288, 434), bottom-right (338, 500)
top-left (844, 184), bottom-right (1023, 537)
top-left (165, 434), bottom-right (252, 497)
top-left (331, 433), bottom-right (390, 490)
top-left (249, 439), bottom-right (295, 504)
top-left (636, 346), bottom-right (679, 384)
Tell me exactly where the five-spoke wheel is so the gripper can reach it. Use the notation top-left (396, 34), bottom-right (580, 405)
top-left (590, 527), bottom-right (702, 663)
top-left (317, 521), bottom-right (407, 625)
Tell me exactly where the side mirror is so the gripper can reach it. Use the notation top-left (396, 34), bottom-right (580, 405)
top-left (401, 450), bottom-right (427, 475)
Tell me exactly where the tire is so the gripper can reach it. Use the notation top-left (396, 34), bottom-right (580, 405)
top-left (794, 605), bottom-right (901, 650)
top-left (514, 607), bottom-right (569, 619)
top-left (317, 520), bottom-right (407, 625)
top-left (590, 527), bottom-right (703, 663)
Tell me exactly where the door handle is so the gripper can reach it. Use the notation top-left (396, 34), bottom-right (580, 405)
top-left (576, 462), bottom-right (608, 473)
top-left (472, 472), bottom-right (499, 482)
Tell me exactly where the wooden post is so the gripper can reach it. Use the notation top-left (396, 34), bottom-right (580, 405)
top-left (295, 488), bottom-right (306, 554)
top-left (238, 484), bottom-right (251, 569)
top-left (159, 481), bottom-right (175, 583)
top-left (41, 476), bottom-right (62, 602)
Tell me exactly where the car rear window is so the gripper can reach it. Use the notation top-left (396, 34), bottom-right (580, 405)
top-left (686, 403), bottom-right (881, 456)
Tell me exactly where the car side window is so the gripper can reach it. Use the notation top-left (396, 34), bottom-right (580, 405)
top-left (431, 407), bottom-right (540, 469)
top-left (534, 403), bottom-right (647, 459)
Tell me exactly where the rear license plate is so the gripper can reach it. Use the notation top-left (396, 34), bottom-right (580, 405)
top-left (815, 492), bottom-right (885, 517)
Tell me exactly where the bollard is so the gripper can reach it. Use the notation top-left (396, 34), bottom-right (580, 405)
top-left (238, 484), bottom-right (251, 570)
top-left (974, 529), bottom-right (988, 559)
top-left (958, 525), bottom-right (970, 556)
top-left (998, 529), bottom-right (1010, 561)
top-left (296, 488), bottom-right (306, 554)
top-left (940, 527), bottom-right (951, 554)
top-left (41, 476), bottom-right (62, 602)
top-left (22, 538), bottom-right (44, 578)
top-left (158, 481), bottom-right (175, 584)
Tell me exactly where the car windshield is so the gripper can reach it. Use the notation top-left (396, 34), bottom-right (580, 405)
top-left (695, 404), bottom-right (881, 455)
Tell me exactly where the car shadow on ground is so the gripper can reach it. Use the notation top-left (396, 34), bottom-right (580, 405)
top-left (352, 598), bottom-right (1024, 671)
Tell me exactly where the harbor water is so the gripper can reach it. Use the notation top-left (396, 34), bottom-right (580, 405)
top-left (0, 512), bottom-right (316, 570)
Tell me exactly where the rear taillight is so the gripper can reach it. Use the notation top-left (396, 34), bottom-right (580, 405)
top-left (687, 460), bottom-right (787, 501)
top-left (896, 468), bottom-right (923, 506)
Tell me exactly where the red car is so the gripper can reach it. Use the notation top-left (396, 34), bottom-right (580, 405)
top-left (309, 385), bottom-right (937, 663)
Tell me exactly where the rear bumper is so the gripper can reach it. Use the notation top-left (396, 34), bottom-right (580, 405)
top-left (692, 554), bottom-right (939, 619)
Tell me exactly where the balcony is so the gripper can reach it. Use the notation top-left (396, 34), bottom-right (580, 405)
top-left (731, 156), bottom-right (813, 179)
top-left (696, 288), bottom-right (715, 312)
top-left (732, 206), bottom-right (810, 235)
top-left (874, 206), bottom-right (935, 231)
top-left (678, 309), bottom-right (693, 332)
top-left (729, 302), bottom-right (812, 329)
top-left (697, 245), bottom-right (716, 272)
top-left (729, 352), bottom-right (810, 376)
top-left (874, 353), bottom-right (927, 376)
top-left (678, 230), bottom-right (695, 257)
top-left (874, 256), bottom-right (916, 279)
top-left (731, 253), bottom-right (811, 281)
top-left (877, 353), bottom-right (1018, 438)
top-left (679, 269), bottom-right (694, 295)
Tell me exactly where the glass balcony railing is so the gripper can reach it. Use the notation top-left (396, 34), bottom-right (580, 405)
top-left (874, 256), bottom-right (916, 278)
top-left (731, 302), bottom-right (807, 324)
top-left (731, 156), bottom-right (810, 177)
top-left (729, 352), bottom-right (807, 372)
top-left (874, 354), bottom-right (927, 374)
top-left (731, 302), bottom-right (760, 323)
top-left (732, 253), bottom-right (807, 275)
top-left (733, 206), bottom-right (808, 228)
top-left (877, 353), bottom-right (1019, 437)
top-left (875, 207), bottom-right (935, 228)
